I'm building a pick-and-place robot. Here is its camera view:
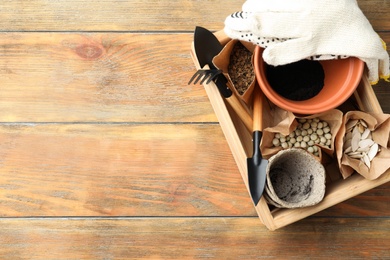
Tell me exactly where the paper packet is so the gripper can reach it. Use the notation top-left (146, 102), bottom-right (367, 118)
top-left (213, 40), bottom-right (256, 105)
top-left (335, 111), bottom-right (390, 180)
top-left (260, 107), bottom-right (343, 163)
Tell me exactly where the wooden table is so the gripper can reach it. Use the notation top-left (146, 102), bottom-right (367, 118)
top-left (0, 1), bottom-right (389, 258)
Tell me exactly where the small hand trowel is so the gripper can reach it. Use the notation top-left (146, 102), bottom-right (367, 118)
top-left (247, 87), bottom-right (268, 205)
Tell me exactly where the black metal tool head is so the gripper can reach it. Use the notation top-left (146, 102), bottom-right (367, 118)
top-left (194, 26), bottom-right (223, 69)
top-left (247, 131), bottom-right (268, 205)
top-left (193, 26), bottom-right (232, 98)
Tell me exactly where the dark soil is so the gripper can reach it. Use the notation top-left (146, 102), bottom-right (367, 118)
top-left (266, 60), bottom-right (325, 101)
top-left (228, 42), bottom-right (254, 95)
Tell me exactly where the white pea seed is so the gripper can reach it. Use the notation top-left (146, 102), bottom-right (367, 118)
top-left (272, 138), bottom-right (280, 146)
top-left (316, 129), bottom-right (324, 136)
top-left (323, 126), bottom-right (331, 134)
top-left (314, 152), bottom-right (319, 157)
top-left (272, 118), bottom-right (332, 152)
top-left (290, 137), bottom-right (296, 144)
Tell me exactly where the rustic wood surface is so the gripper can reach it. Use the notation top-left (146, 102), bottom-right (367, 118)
top-left (0, 0), bottom-right (389, 259)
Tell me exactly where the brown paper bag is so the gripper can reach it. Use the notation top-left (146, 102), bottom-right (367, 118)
top-left (260, 106), bottom-right (297, 159)
top-left (213, 40), bottom-right (255, 105)
top-left (335, 111), bottom-right (390, 180)
top-left (260, 108), bottom-right (343, 162)
top-left (300, 109), bottom-right (344, 157)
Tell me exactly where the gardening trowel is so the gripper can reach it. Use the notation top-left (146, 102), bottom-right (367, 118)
top-left (247, 86), bottom-right (268, 205)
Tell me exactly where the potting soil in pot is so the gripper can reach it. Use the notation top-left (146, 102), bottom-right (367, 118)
top-left (266, 59), bottom-right (325, 101)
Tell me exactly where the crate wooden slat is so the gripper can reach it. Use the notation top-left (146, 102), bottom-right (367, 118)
top-left (191, 31), bottom-right (390, 230)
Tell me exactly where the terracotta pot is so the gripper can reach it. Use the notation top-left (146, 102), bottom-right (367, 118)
top-left (254, 47), bottom-right (365, 114)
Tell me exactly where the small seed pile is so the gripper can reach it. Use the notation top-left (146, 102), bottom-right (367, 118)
top-left (272, 118), bottom-right (332, 157)
top-left (228, 42), bottom-right (254, 95)
top-left (343, 119), bottom-right (380, 169)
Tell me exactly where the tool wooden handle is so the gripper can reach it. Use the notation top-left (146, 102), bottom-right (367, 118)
top-left (226, 94), bottom-right (253, 132)
top-left (253, 87), bottom-right (263, 132)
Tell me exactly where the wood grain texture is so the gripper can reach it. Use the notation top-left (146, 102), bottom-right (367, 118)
top-left (316, 181), bottom-right (390, 217)
top-left (0, 122), bottom-right (387, 218)
top-left (0, 124), bottom-right (255, 217)
top-left (0, 0), bottom-right (389, 31)
top-left (0, 33), bottom-right (217, 122)
top-left (0, 0), bottom-right (389, 257)
top-left (0, 217), bottom-right (389, 259)
top-left (1, 32), bottom-right (389, 122)
top-left (0, 0), bottom-right (241, 32)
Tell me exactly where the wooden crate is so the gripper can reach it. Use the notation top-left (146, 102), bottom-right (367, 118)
top-left (191, 31), bottom-right (390, 230)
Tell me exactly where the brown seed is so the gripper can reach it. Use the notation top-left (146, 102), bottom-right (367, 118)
top-left (346, 119), bottom-right (358, 131)
top-left (360, 120), bottom-right (368, 128)
top-left (358, 123), bottom-right (365, 134)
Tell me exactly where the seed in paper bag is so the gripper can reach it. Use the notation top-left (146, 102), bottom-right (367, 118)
top-left (272, 118), bottom-right (332, 157)
top-left (343, 119), bottom-right (380, 169)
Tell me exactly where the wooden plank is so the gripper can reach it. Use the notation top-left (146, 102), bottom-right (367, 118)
top-left (1, 32), bottom-right (389, 121)
top-left (373, 84), bottom-right (390, 114)
top-left (0, 0), bottom-right (241, 32)
top-left (315, 181), bottom-right (390, 217)
top-left (0, 1), bottom-right (389, 31)
top-left (0, 33), bottom-right (217, 122)
top-left (0, 122), bottom-right (388, 218)
top-left (0, 217), bottom-right (389, 259)
top-left (0, 124), bottom-right (256, 217)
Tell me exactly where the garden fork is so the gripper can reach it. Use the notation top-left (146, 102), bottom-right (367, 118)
top-left (188, 69), bottom-right (223, 85)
